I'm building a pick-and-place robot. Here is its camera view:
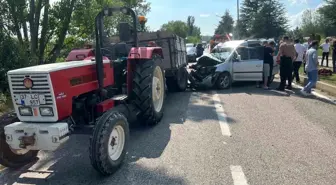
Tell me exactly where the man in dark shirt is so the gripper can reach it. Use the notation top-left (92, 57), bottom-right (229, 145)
top-left (262, 41), bottom-right (275, 89)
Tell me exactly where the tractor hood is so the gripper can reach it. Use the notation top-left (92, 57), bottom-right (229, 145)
top-left (7, 60), bottom-right (110, 75)
top-left (196, 53), bottom-right (222, 67)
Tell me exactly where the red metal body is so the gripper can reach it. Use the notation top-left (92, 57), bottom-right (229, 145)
top-left (50, 60), bottom-right (114, 121)
top-left (53, 47), bottom-right (162, 121)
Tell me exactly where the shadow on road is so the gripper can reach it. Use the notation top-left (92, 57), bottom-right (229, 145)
top-left (1, 92), bottom-right (192, 185)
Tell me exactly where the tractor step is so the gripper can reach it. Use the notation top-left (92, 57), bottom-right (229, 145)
top-left (111, 94), bottom-right (128, 101)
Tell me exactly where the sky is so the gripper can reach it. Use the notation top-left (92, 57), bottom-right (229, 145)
top-left (145, 0), bottom-right (325, 35)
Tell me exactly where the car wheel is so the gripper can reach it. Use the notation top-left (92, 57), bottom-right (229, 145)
top-left (216, 72), bottom-right (231, 89)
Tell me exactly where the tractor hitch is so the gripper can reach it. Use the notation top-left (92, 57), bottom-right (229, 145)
top-left (19, 133), bottom-right (36, 148)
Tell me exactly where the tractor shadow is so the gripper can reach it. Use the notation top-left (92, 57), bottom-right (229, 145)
top-left (1, 92), bottom-right (193, 185)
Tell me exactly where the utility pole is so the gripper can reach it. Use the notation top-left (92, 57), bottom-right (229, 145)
top-left (237, 0), bottom-right (239, 21)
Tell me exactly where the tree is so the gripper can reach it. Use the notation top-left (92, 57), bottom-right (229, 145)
top-left (318, 0), bottom-right (336, 26)
top-left (215, 10), bottom-right (234, 35)
top-left (187, 16), bottom-right (195, 36)
top-left (2, 0), bottom-right (77, 64)
top-left (160, 20), bottom-right (189, 38)
top-left (300, 9), bottom-right (320, 36)
top-left (286, 27), bottom-right (304, 41)
top-left (237, 0), bottom-right (287, 39)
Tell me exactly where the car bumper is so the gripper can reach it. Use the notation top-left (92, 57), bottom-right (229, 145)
top-left (4, 122), bottom-right (69, 151)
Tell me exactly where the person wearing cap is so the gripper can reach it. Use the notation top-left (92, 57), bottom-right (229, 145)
top-left (276, 36), bottom-right (297, 91)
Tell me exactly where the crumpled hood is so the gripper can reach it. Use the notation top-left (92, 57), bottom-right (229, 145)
top-left (196, 53), bottom-right (222, 67)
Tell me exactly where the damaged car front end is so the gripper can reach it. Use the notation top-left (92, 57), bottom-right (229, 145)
top-left (188, 47), bottom-right (233, 89)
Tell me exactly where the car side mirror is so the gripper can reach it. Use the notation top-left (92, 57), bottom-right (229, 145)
top-left (118, 22), bottom-right (132, 42)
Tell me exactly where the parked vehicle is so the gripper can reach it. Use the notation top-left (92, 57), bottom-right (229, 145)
top-left (188, 40), bottom-right (280, 89)
top-left (196, 43), bottom-right (204, 58)
top-left (0, 7), bottom-right (187, 176)
top-left (186, 44), bottom-right (197, 63)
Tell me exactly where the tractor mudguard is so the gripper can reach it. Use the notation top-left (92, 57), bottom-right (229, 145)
top-left (128, 47), bottom-right (163, 60)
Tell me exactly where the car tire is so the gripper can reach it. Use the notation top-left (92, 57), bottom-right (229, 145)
top-left (216, 72), bottom-right (231, 89)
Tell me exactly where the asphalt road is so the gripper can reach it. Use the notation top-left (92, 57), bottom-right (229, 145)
top-left (1, 80), bottom-right (336, 185)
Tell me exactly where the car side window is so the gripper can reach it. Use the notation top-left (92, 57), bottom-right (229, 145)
top-left (235, 47), bottom-right (249, 60)
top-left (248, 46), bottom-right (264, 60)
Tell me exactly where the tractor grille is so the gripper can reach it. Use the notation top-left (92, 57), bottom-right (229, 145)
top-left (9, 74), bottom-right (53, 105)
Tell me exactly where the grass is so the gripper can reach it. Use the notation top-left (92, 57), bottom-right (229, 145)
top-left (299, 66), bottom-right (336, 86)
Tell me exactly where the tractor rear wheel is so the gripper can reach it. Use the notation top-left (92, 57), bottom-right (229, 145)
top-left (132, 55), bottom-right (165, 126)
top-left (89, 110), bottom-right (129, 176)
top-left (0, 112), bottom-right (38, 168)
top-left (166, 67), bottom-right (188, 92)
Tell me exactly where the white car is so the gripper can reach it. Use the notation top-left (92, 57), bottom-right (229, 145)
top-left (209, 40), bottom-right (279, 88)
top-left (186, 45), bottom-right (197, 63)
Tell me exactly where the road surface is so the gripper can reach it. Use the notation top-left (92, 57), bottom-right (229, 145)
top-left (1, 80), bottom-right (336, 185)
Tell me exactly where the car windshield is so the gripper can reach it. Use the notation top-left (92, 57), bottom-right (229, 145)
top-left (210, 47), bottom-right (234, 62)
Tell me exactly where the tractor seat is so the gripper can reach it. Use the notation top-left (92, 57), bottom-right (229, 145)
top-left (103, 43), bottom-right (131, 60)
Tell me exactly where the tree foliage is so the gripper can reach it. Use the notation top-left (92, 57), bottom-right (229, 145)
top-left (0, 0), bottom-right (152, 92)
top-left (236, 0), bottom-right (287, 39)
top-left (214, 10), bottom-right (234, 35)
top-left (160, 16), bottom-right (201, 42)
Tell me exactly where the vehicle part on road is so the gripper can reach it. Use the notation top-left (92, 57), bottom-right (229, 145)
top-left (2, 6), bottom-right (186, 176)
top-left (216, 72), bottom-right (231, 89)
top-left (0, 112), bottom-right (38, 168)
top-left (166, 67), bottom-right (188, 92)
top-left (89, 109), bottom-right (129, 176)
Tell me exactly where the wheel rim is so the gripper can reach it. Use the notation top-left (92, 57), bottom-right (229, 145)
top-left (220, 75), bottom-right (229, 88)
top-left (107, 123), bottom-right (125, 161)
top-left (152, 66), bottom-right (164, 112)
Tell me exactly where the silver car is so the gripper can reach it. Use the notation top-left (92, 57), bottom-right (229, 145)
top-left (210, 40), bottom-right (279, 88)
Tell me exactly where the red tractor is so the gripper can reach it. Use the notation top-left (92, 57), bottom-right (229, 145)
top-left (0, 7), bottom-right (184, 175)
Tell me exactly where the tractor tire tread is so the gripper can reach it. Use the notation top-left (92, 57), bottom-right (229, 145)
top-left (89, 110), bottom-right (129, 176)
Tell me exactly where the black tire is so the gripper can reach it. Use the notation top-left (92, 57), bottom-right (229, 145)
top-left (166, 67), bottom-right (188, 92)
top-left (0, 111), bottom-right (38, 168)
top-left (131, 55), bottom-right (165, 126)
top-left (89, 110), bottom-right (129, 176)
top-left (216, 72), bottom-right (231, 89)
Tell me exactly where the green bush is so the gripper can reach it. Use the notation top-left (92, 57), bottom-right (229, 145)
top-left (0, 33), bottom-right (30, 92)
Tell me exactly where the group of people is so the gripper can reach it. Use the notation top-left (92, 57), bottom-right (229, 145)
top-left (274, 36), bottom-right (331, 96)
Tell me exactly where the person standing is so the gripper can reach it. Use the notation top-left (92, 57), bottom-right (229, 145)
top-left (293, 39), bottom-right (306, 83)
top-left (320, 39), bottom-right (330, 67)
top-left (300, 40), bottom-right (319, 96)
top-left (302, 38), bottom-right (312, 74)
top-left (276, 36), bottom-right (297, 91)
top-left (332, 40), bottom-right (336, 73)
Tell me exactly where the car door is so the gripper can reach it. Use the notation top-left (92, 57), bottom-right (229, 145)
top-left (232, 46), bottom-right (263, 81)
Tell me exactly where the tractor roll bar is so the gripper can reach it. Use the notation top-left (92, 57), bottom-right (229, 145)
top-left (94, 7), bottom-right (138, 96)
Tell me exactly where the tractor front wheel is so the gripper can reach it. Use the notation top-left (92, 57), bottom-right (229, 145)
top-left (132, 56), bottom-right (165, 126)
top-left (89, 110), bottom-right (129, 176)
top-left (0, 112), bottom-right (39, 168)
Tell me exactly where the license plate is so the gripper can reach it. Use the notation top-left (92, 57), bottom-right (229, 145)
top-left (14, 94), bottom-right (46, 106)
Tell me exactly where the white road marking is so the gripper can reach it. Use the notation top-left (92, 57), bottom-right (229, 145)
top-left (230, 165), bottom-right (249, 185)
top-left (212, 93), bottom-right (232, 137)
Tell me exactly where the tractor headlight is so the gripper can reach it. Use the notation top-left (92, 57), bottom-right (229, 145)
top-left (39, 107), bottom-right (54, 116)
top-left (19, 107), bottom-right (33, 116)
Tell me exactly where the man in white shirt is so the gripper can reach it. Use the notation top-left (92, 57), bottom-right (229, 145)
top-left (320, 39), bottom-right (330, 67)
top-left (293, 39), bottom-right (306, 82)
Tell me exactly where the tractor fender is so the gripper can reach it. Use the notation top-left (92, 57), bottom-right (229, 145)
top-left (128, 47), bottom-right (163, 60)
